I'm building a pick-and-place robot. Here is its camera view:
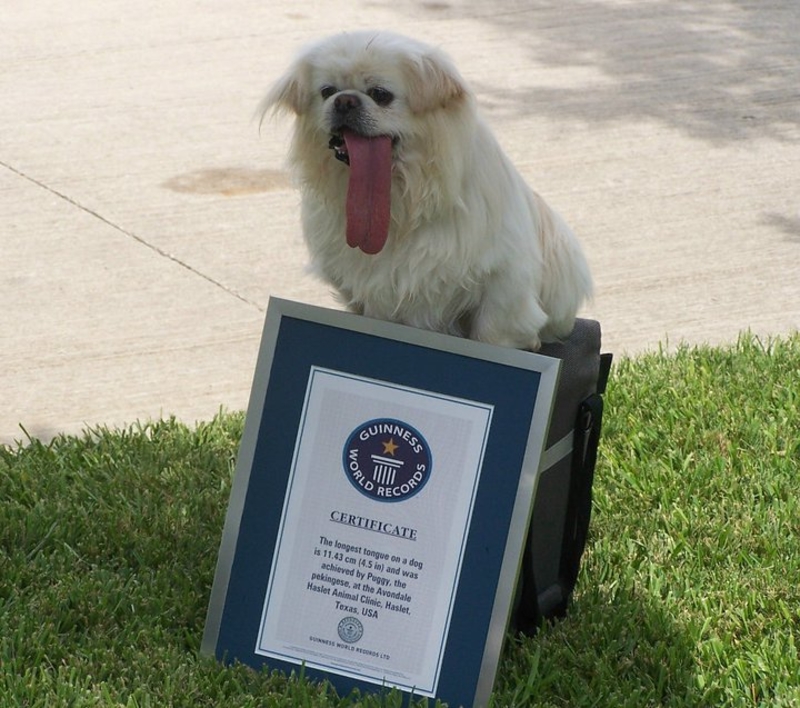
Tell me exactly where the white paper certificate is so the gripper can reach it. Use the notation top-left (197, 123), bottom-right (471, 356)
top-left (255, 367), bottom-right (494, 696)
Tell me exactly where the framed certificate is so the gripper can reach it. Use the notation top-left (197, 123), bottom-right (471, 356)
top-left (202, 298), bottom-right (560, 708)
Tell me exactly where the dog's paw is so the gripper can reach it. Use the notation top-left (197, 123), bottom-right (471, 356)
top-left (469, 320), bottom-right (542, 352)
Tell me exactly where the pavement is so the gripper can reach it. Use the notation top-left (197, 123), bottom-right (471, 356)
top-left (2, 1), bottom-right (799, 446)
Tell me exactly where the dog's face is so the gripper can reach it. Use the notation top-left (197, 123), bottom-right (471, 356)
top-left (263, 32), bottom-right (471, 254)
top-left (265, 31), bottom-right (467, 139)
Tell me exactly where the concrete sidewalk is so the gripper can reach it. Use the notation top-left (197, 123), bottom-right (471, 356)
top-left (2, 1), bottom-right (799, 445)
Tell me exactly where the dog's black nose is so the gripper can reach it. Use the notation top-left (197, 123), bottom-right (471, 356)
top-left (334, 93), bottom-right (362, 115)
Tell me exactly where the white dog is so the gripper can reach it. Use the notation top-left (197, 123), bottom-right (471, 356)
top-left (263, 31), bottom-right (592, 350)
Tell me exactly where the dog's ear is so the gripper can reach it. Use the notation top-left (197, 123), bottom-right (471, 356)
top-left (402, 51), bottom-right (468, 114)
top-left (260, 59), bottom-right (313, 117)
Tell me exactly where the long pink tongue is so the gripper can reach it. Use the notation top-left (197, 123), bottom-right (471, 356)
top-left (343, 130), bottom-right (392, 254)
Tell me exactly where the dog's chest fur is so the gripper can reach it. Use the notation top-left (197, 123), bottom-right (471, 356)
top-left (301, 189), bottom-right (490, 335)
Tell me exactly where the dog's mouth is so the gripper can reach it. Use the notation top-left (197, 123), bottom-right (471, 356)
top-left (328, 129), bottom-right (396, 255)
top-left (328, 133), bottom-right (351, 165)
top-left (328, 131), bottom-right (399, 166)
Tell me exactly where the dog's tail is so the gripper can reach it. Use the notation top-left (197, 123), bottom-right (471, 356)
top-left (533, 192), bottom-right (594, 342)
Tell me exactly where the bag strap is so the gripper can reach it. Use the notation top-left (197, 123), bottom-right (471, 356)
top-left (556, 352), bottom-right (612, 602)
top-left (558, 393), bottom-right (603, 593)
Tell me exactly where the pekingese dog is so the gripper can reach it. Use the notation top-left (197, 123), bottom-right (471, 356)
top-left (262, 31), bottom-right (592, 350)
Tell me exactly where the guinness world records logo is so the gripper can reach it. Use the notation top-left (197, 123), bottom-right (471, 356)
top-left (337, 616), bottom-right (363, 644)
top-left (343, 419), bottom-right (432, 502)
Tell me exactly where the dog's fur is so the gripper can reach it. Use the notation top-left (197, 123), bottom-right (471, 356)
top-left (263, 31), bottom-right (592, 350)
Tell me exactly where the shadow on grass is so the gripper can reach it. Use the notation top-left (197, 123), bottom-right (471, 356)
top-left (496, 580), bottom-right (703, 707)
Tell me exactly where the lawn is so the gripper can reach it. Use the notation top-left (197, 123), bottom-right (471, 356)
top-left (2, 333), bottom-right (798, 707)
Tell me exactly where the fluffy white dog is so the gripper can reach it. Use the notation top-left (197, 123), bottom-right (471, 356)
top-left (263, 31), bottom-right (592, 350)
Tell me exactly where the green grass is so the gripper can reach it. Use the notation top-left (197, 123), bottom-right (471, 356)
top-left (2, 332), bottom-right (798, 707)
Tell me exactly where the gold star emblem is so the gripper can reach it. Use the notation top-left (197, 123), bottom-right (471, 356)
top-left (382, 438), bottom-right (399, 456)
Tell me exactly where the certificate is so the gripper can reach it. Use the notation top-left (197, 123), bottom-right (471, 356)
top-left (255, 368), bottom-right (493, 695)
top-left (202, 298), bottom-right (559, 708)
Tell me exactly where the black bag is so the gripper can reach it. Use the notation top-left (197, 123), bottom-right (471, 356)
top-left (513, 319), bottom-right (612, 635)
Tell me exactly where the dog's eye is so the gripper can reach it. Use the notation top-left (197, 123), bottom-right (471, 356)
top-left (367, 87), bottom-right (394, 107)
top-left (320, 85), bottom-right (338, 100)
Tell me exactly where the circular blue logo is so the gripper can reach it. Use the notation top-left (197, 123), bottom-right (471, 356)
top-left (343, 419), bottom-right (432, 502)
top-left (338, 616), bottom-right (363, 643)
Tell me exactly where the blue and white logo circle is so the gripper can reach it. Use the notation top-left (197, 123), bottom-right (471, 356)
top-left (343, 419), bottom-right (432, 502)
